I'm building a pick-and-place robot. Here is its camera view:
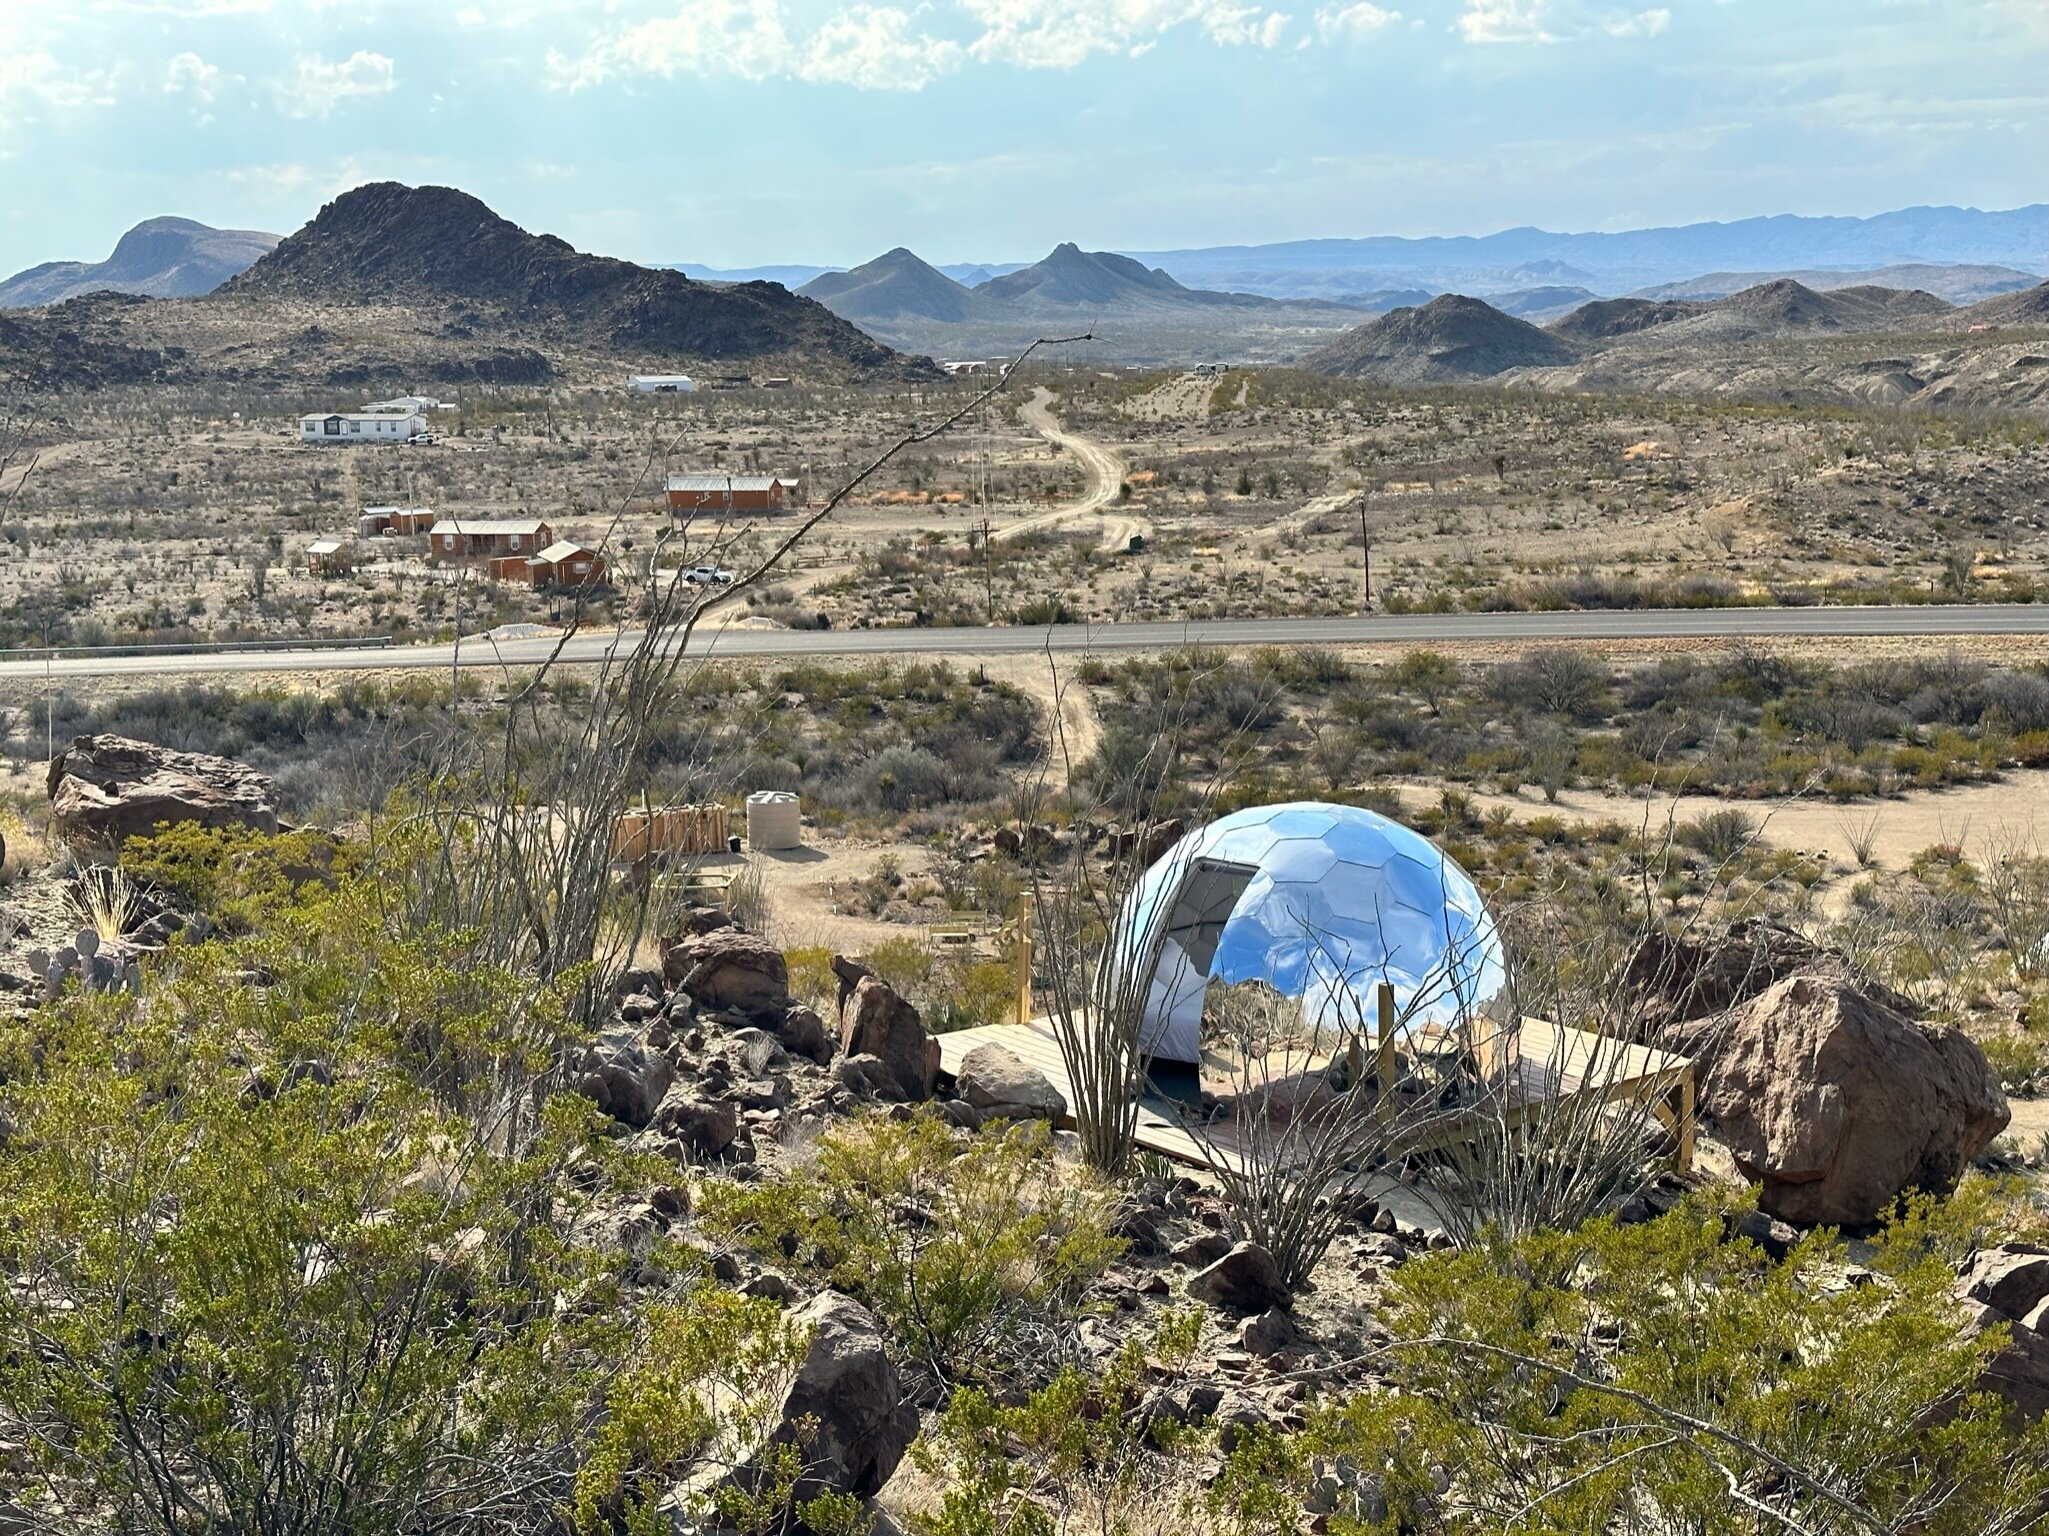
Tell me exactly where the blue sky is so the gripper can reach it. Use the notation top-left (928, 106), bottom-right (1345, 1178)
top-left (0, 0), bottom-right (2042, 274)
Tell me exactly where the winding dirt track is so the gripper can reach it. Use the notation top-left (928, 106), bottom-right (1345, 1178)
top-left (994, 388), bottom-right (1148, 554)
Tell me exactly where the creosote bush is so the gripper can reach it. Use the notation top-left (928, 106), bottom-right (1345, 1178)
top-left (696, 1114), bottom-right (1123, 1392)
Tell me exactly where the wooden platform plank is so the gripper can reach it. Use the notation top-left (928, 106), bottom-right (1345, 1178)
top-left (932, 1016), bottom-right (1695, 1177)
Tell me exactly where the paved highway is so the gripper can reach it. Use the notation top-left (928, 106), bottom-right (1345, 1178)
top-left (0, 605), bottom-right (2042, 682)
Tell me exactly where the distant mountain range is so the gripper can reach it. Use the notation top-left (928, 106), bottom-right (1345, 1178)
top-left (677, 205), bottom-right (2047, 309)
top-left (794, 244), bottom-right (1367, 364)
top-left (1298, 276), bottom-right (2049, 411)
top-left (0, 217), bottom-right (279, 308)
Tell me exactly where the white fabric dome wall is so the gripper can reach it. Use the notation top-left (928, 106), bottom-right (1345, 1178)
top-left (1114, 801), bottom-right (1513, 1065)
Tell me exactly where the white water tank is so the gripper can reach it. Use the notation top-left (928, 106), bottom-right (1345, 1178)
top-left (745, 790), bottom-right (802, 851)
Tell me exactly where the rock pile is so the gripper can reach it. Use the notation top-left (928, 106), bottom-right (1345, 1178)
top-left (579, 926), bottom-right (947, 1168)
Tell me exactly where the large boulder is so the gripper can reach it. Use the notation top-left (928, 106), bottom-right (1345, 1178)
top-left (956, 1042), bottom-right (1067, 1121)
top-left (759, 1291), bottom-right (918, 1500)
top-left (663, 929), bottom-right (789, 1016)
top-left (1697, 973), bottom-right (2008, 1226)
top-left (575, 1021), bottom-right (674, 1128)
top-left (47, 734), bottom-right (279, 845)
top-left (840, 976), bottom-right (938, 1102)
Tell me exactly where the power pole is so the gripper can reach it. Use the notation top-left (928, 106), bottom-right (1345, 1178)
top-left (980, 517), bottom-right (995, 618)
top-left (1359, 502), bottom-right (1372, 609)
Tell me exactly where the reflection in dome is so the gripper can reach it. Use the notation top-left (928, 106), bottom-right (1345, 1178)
top-left (1113, 801), bottom-right (1514, 1065)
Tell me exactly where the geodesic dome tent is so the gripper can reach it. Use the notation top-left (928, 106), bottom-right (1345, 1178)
top-left (1114, 801), bottom-right (1513, 1065)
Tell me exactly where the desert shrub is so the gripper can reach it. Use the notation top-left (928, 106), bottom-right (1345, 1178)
top-left (1490, 646), bottom-right (1612, 721)
top-left (0, 897), bottom-right (735, 1536)
top-left (118, 821), bottom-right (364, 929)
top-left (696, 1115), bottom-right (1122, 1389)
top-left (1299, 1192), bottom-right (2049, 1535)
top-left (1677, 806), bottom-right (1758, 862)
top-left (913, 1312), bottom-right (1208, 1536)
top-left (783, 943), bottom-right (838, 1008)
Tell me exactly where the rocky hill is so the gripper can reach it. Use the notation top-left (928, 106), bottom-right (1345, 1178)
top-left (225, 183), bottom-right (911, 371)
top-left (978, 244), bottom-right (1197, 308)
top-left (1301, 294), bottom-right (1579, 383)
top-left (1959, 281), bottom-right (2049, 327)
top-left (1549, 296), bottom-right (1705, 342)
top-left (798, 249), bottom-right (986, 325)
top-left (800, 242), bottom-right (1370, 365)
top-left (1633, 262), bottom-right (2039, 306)
top-left (0, 217), bottom-right (278, 308)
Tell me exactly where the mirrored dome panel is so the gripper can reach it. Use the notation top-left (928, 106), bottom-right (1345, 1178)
top-left (1113, 801), bottom-right (1513, 1064)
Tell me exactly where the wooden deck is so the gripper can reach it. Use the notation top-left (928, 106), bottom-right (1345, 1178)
top-left (934, 1015), bottom-right (1695, 1177)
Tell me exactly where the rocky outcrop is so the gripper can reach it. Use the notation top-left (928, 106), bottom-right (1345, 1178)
top-left (839, 977), bottom-right (938, 1102)
top-left (1698, 973), bottom-right (2008, 1226)
top-left (662, 929), bottom-right (789, 1015)
top-left (1957, 1245), bottom-right (2049, 1420)
top-left (47, 734), bottom-right (280, 844)
top-left (956, 1042), bottom-right (1067, 1121)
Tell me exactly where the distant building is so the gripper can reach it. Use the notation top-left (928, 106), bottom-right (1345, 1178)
top-left (432, 518), bottom-right (554, 560)
top-left (762, 376), bottom-right (793, 389)
top-left (939, 360), bottom-right (986, 375)
top-left (667, 473), bottom-right (793, 521)
top-left (364, 394), bottom-right (447, 413)
top-left (306, 536), bottom-right (355, 575)
top-left (358, 505), bottom-right (437, 537)
top-left (523, 540), bottom-right (608, 589)
top-left (629, 374), bottom-right (698, 393)
top-left (300, 411), bottom-right (428, 444)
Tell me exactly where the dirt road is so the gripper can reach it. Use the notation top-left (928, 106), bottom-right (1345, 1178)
top-left (995, 389), bottom-right (1148, 555)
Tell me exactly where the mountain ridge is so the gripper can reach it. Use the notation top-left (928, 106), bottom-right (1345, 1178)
top-left (0, 217), bottom-right (279, 308)
top-left (223, 182), bottom-right (918, 372)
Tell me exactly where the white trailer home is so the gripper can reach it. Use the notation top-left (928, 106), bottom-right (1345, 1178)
top-left (299, 412), bottom-right (429, 444)
top-left (629, 375), bottom-right (698, 393)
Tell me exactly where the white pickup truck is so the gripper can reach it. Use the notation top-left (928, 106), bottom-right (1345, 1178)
top-left (683, 565), bottom-right (735, 586)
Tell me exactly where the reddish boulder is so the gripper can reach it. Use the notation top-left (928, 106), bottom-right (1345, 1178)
top-left (1698, 973), bottom-right (2008, 1226)
top-left (48, 734), bottom-right (279, 845)
top-left (662, 928), bottom-right (789, 1014)
top-left (839, 975), bottom-right (938, 1101)
top-left (1957, 1245), bottom-right (2049, 1420)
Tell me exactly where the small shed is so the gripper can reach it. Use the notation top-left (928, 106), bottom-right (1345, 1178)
top-left (307, 536), bottom-right (355, 575)
top-left (529, 539), bottom-right (607, 589)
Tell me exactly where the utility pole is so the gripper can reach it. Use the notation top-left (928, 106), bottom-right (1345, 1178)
top-left (1359, 502), bottom-right (1373, 610)
top-left (980, 517), bottom-right (995, 618)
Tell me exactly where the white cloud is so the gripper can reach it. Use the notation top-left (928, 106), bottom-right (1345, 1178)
top-left (1603, 6), bottom-right (1667, 36)
top-left (274, 50), bottom-right (396, 117)
top-left (802, 7), bottom-right (965, 87)
top-left (1314, 1), bottom-right (1396, 40)
top-left (550, 0), bottom-right (1323, 87)
top-left (1457, 0), bottom-right (1551, 42)
top-left (0, 46), bottom-right (117, 152)
top-left (1457, 0), bottom-right (1670, 43)
top-left (164, 50), bottom-right (227, 112)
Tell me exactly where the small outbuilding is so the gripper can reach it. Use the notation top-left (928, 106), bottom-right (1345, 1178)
top-left (306, 536), bottom-right (355, 575)
top-left (667, 473), bottom-right (793, 521)
top-left (629, 374), bottom-right (698, 393)
top-left (527, 540), bottom-right (607, 588)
